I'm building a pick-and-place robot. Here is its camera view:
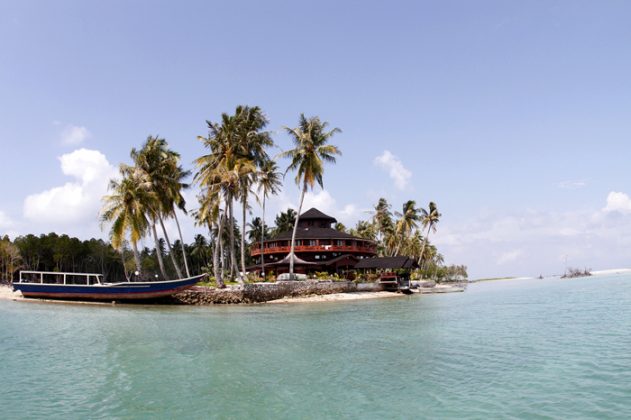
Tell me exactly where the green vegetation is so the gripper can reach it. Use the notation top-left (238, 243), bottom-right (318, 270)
top-left (0, 105), bottom-right (466, 284)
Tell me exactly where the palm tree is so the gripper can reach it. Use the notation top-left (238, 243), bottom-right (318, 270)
top-left (256, 159), bottom-right (282, 277)
top-left (193, 188), bottom-right (225, 288)
top-left (394, 200), bottom-right (420, 256)
top-left (101, 165), bottom-right (153, 277)
top-left (196, 106), bottom-right (272, 284)
top-left (273, 209), bottom-right (297, 235)
top-left (131, 136), bottom-right (189, 279)
top-left (280, 114), bottom-right (341, 277)
top-left (418, 202), bottom-right (441, 268)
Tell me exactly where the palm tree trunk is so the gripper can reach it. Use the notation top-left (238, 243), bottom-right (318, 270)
top-left (151, 221), bottom-right (168, 280)
top-left (240, 194), bottom-right (247, 282)
top-left (119, 248), bottom-right (129, 281)
top-left (417, 225), bottom-right (432, 271)
top-left (158, 214), bottom-right (184, 279)
top-left (289, 182), bottom-right (307, 276)
top-left (211, 218), bottom-right (225, 288)
top-left (261, 195), bottom-right (266, 279)
top-left (174, 212), bottom-right (191, 277)
top-left (131, 240), bottom-right (142, 279)
top-left (228, 200), bottom-right (241, 283)
top-left (221, 204), bottom-right (228, 280)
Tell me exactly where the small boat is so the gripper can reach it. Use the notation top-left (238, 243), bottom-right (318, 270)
top-left (379, 272), bottom-right (413, 294)
top-left (13, 271), bottom-right (206, 301)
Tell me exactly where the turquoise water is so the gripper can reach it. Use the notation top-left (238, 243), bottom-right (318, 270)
top-left (2, 275), bottom-right (631, 419)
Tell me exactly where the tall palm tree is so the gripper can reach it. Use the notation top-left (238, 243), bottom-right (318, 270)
top-left (193, 188), bottom-right (225, 288)
top-left (418, 202), bottom-right (441, 267)
top-left (101, 165), bottom-right (153, 277)
top-left (256, 159), bottom-right (282, 277)
top-left (394, 200), bottom-right (420, 256)
top-left (196, 107), bottom-right (272, 283)
top-left (131, 136), bottom-right (189, 279)
top-left (280, 114), bottom-right (341, 277)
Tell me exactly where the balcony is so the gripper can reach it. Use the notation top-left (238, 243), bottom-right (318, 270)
top-left (250, 243), bottom-right (376, 257)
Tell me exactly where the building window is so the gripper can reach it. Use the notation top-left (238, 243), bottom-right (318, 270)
top-left (315, 255), bottom-right (320, 260)
top-left (336, 240), bottom-right (344, 246)
top-left (308, 240), bottom-right (317, 246)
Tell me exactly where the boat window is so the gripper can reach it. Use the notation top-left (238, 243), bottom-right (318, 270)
top-left (66, 275), bottom-right (88, 285)
top-left (21, 272), bottom-right (41, 283)
top-left (42, 273), bottom-right (64, 284)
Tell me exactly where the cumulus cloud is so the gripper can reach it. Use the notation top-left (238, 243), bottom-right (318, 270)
top-left (60, 125), bottom-right (91, 145)
top-left (23, 149), bottom-right (117, 226)
top-left (603, 191), bottom-right (631, 214)
top-left (374, 150), bottom-right (412, 190)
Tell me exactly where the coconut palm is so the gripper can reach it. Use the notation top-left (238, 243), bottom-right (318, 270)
top-left (394, 200), bottom-right (420, 256)
top-left (280, 114), bottom-right (341, 276)
top-left (131, 136), bottom-right (189, 279)
top-left (418, 202), bottom-right (441, 267)
top-left (256, 159), bottom-right (282, 277)
top-left (193, 188), bottom-right (225, 288)
top-left (273, 209), bottom-right (297, 235)
top-left (101, 165), bottom-right (153, 276)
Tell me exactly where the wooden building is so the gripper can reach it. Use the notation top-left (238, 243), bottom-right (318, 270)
top-left (250, 208), bottom-right (377, 275)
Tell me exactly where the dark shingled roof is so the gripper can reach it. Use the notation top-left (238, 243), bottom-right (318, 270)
top-left (354, 256), bottom-right (417, 270)
top-left (272, 227), bottom-right (364, 241)
top-left (299, 208), bottom-right (337, 223)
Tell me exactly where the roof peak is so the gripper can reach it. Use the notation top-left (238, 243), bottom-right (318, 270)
top-left (299, 207), bottom-right (337, 222)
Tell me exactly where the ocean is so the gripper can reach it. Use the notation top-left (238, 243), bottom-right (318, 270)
top-left (1, 274), bottom-right (630, 419)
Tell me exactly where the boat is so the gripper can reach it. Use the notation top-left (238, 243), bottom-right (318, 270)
top-left (379, 272), bottom-right (413, 294)
top-left (13, 271), bottom-right (206, 301)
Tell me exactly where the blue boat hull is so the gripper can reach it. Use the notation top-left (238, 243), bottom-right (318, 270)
top-left (13, 275), bottom-right (205, 301)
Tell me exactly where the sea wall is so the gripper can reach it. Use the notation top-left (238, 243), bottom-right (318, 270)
top-left (173, 280), bottom-right (385, 305)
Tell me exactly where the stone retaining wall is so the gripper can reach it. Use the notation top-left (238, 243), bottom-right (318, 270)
top-left (173, 280), bottom-right (385, 305)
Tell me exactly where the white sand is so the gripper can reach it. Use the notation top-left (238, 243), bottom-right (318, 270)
top-left (267, 291), bottom-right (404, 304)
top-left (591, 268), bottom-right (631, 276)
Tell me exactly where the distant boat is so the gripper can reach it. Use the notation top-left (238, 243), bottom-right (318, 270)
top-left (13, 271), bottom-right (205, 301)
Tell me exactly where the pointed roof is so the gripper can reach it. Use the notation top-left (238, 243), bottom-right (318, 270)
top-left (268, 253), bottom-right (317, 266)
top-left (300, 208), bottom-right (337, 223)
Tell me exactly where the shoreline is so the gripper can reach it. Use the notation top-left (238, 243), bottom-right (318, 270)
top-left (0, 282), bottom-right (465, 306)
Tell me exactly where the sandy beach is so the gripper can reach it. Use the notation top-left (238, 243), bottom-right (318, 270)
top-left (267, 290), bottom-right (405, 304)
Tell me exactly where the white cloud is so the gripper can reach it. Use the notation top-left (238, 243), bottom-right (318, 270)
top-left (60, 125), bottom-right (91, 146)
top-left (23, 149), bottom-right (117, 226)
top-left (374, 150), bottom-right (412, 190)
top-left (264, 188), bottom-right (360, 227)
top-left (603, 191), bottom-right (631, 214)
top-left (558, 180), bottom-right (587, 189)
top-left (434, 192), bottom-right (631, 279)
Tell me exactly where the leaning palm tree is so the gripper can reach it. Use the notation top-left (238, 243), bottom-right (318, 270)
top-left (256, 159), bottom-right (282, 277)
top-left (131, 136), bottom-right (188, 279)
top-left (101, 165), bottom-right (153, 277)
top-left (280, 114), bottom-right (341, 277)
top-left (418, 202), bottom-right (441, 267)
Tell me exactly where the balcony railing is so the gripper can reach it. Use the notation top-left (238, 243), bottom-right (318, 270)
top-left (250, 244), bottom-right (376, 256)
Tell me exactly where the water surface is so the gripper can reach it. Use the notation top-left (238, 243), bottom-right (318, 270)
top-left (2, 275), bottom-right (631, 419)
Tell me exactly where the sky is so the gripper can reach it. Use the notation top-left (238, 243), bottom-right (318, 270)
top-left (1, 0), bottom-right (630, 279)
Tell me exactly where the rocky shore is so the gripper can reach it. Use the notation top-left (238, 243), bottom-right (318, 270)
top-left (0, 280), bottom-right (466, 305)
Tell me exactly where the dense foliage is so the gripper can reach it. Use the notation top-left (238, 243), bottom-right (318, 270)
top-left (0, 105), bottom-right (467, 283)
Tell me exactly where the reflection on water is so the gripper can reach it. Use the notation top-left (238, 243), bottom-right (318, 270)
top-left (2, 275), bottom-right (631, 418)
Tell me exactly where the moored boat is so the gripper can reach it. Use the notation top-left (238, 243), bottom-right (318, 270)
top-left (13, 271), bottom-right (206, 301)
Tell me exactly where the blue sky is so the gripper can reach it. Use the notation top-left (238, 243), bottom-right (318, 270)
top-left (1, 0), bottom-right (630, 279)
